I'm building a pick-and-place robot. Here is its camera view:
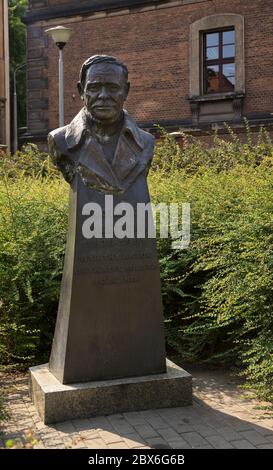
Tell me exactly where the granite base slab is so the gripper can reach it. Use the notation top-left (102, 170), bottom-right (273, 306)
top-left (29, 359), bottom-right (192, 424)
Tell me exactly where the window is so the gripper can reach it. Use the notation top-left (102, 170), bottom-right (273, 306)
top-left (203, 29), bottom-right (235, 94)
top-left (189, 14), bottom-right (245, 124)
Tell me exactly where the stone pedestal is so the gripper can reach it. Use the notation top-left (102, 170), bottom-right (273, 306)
top-left (49, 175), bottom-right (166, 384)
top-left (30, 359), bottom-right (192, 424)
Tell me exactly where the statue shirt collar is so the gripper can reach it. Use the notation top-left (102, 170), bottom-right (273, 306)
top-left (65, 108), bottom-right (144, 151)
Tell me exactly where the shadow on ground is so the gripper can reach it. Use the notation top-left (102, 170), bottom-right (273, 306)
top-left (0, 365), bottom-right (273, 449)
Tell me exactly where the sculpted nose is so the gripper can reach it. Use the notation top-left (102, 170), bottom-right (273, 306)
top-left (98, 87), bottom-right (109, 99)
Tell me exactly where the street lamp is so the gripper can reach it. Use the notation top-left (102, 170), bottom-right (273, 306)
top-left (45, 26), bottom-right (73, 127)
top-left (13, 63), bottom-right (26, 153)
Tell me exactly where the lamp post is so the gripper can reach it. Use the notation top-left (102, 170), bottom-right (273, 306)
top-left (13, 63), bottom-right (26, 153)
top-left (45, 26), bottom-right (73, 127)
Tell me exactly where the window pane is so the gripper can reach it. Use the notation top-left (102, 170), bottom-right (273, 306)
top-left (206, 32), bottom-right (219, 47)
top-left (223, 45), bottom-right (235, 58)
top-left (222, 63), bottom-right (235, 91)
top-left (206, 46), bottom-right (219, 60)
top-left (223, 63), bottom-right (235, 77)
top-left (228, 76), bottom-right (235, 85)
top-left (206, 65), bottom-right (220, 93)
top-left (221, 75), bottom-right (235, 91)
top-left (223, 30), bottom-right (235, 45)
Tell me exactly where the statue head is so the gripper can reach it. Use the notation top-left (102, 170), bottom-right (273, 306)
top-left (77, 55), bottom-right (130, 125)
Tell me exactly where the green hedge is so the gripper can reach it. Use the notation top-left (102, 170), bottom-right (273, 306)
top-left (0, 129), bottom-right (273, 401)
top-left (0, 147), bottom-right (67, 367)
top-left (151, 128), bottom-right (273, 401)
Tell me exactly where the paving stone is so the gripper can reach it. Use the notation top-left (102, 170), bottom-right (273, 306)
top-left (203, 417), bottom-right (241, 431)
top-left (9, 404), bottom-right (26, 411)
top-left (107, 415), bottom-right (130, 430)
top-left (35, 422), bottom-right (48, 431)
top-left (157, 427), bottom-right (181, 441)
top-left (31, 416), bottom-right (41, 424)
top-left (108, 442), bottom-right (129, 449)
top-left (239, 430), bottom-right (270, 446)
top-left (220, 418), bottom-right (253, 432)
top-left (38, 429), bottom-right (61, 437)
top-left (123, 433), bottom-right (146, 448)
top-left (216, 426), bottom-right (241, 442)
top-left (250, 423), bottom-right (273, 436)
top-left (232, 411), bottom-right (255, 421)
top-left (44, 438), bottom-right (64, 447)
top-left (232, 439), bottom-right (256, 449)
top-left (79, 429), bottom-right (100, 440)
top-left (133, 424), bottom-right (159, 439)
top-left (15, 419), bottom-right (34, 426)
top-left (257, 444), bottom-right (273, 449)
top-left (71, 442), bottom-right (87, 449)
top-left (62, 438), bottom-right (76, 449)
top-left (180, 432), bottom-right (209, 449)
top-left (168, 439), bottom-right (191, 449)
top-left (99, 430), bottom-right (124, 444)
top-left (262, 433), bottom-right (273, 442)
top-left (206, 435), bottom-right (234, 449)
top-left (71, 419), bottom-right (92, 431)
top-left (140, 410), bottom-right (161, 419)
top-left (54, 421), bottom-right (77, 434)
top-left (197, 445), bottom-right (214, 449)
top-left (146, 437), bottom-right (171, 449)
top-left (172, 423), bottom-right (195, 433)
top-left (111, 422), bottom-right (135, 434)
top-left (157, 408), bottom-right (189, 423)
top-left (123, 412), bottom-right (147, 426)
top-left (38, 433), bottom-right (61, 442)
top-left (144, 415), bottom-right (169, 429)
top-left (192, 424), bottom-right (217, 437)
top-left (84, 438), bottom-right (108, 449)
top-left (88, 416), bottom-right (114, 431)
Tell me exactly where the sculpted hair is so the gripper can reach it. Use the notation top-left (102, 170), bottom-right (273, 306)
top-left (79, 55), bottom-right (129, 88)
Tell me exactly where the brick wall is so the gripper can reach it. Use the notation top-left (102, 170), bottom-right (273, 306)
top-left (26, 24), bottom-right (49, 137)
top-left (47, 6), bottom-right (194, 130)
top-left (24, 0), bottom-right (273, 141)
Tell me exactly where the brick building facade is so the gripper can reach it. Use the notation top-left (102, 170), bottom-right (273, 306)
top-left (0, 0), bottom-right (10, 150)
top-left (23, 0), bottom-right (273, 144)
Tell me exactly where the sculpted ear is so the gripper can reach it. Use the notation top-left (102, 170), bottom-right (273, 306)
top-left (77, 81), bottom-right (84, 100)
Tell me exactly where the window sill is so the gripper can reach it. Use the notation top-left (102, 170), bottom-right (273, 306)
top-left (188, 92), bottom-right (245, 124)
top-left (188, 92), bottom-right (245, 103)
top-left (188, 91), bottom-right (245, 103)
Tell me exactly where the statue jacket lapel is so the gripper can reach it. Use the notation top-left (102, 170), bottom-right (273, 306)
top-left (48, 108), bottom-right (154, 194)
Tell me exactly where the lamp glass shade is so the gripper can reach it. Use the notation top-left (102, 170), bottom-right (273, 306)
top-left (45, 26), bottom-right (73, 45)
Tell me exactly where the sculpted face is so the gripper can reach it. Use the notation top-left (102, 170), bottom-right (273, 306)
top-left (81, 63), bottom-right (129, 124)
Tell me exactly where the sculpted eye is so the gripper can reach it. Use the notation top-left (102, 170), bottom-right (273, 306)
top-left (86, 84), bottom-right (100, 92)
top-left (109, 84), bottom-right (119, 91)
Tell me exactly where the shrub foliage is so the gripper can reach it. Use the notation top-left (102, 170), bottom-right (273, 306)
top-left (0, 147), bottom-right (67, 367)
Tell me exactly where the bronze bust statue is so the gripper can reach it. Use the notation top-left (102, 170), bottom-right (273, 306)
top-left (48, 55), bottom-right (154, 195)
top-left (48, 55), bottom-right (166, 384)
